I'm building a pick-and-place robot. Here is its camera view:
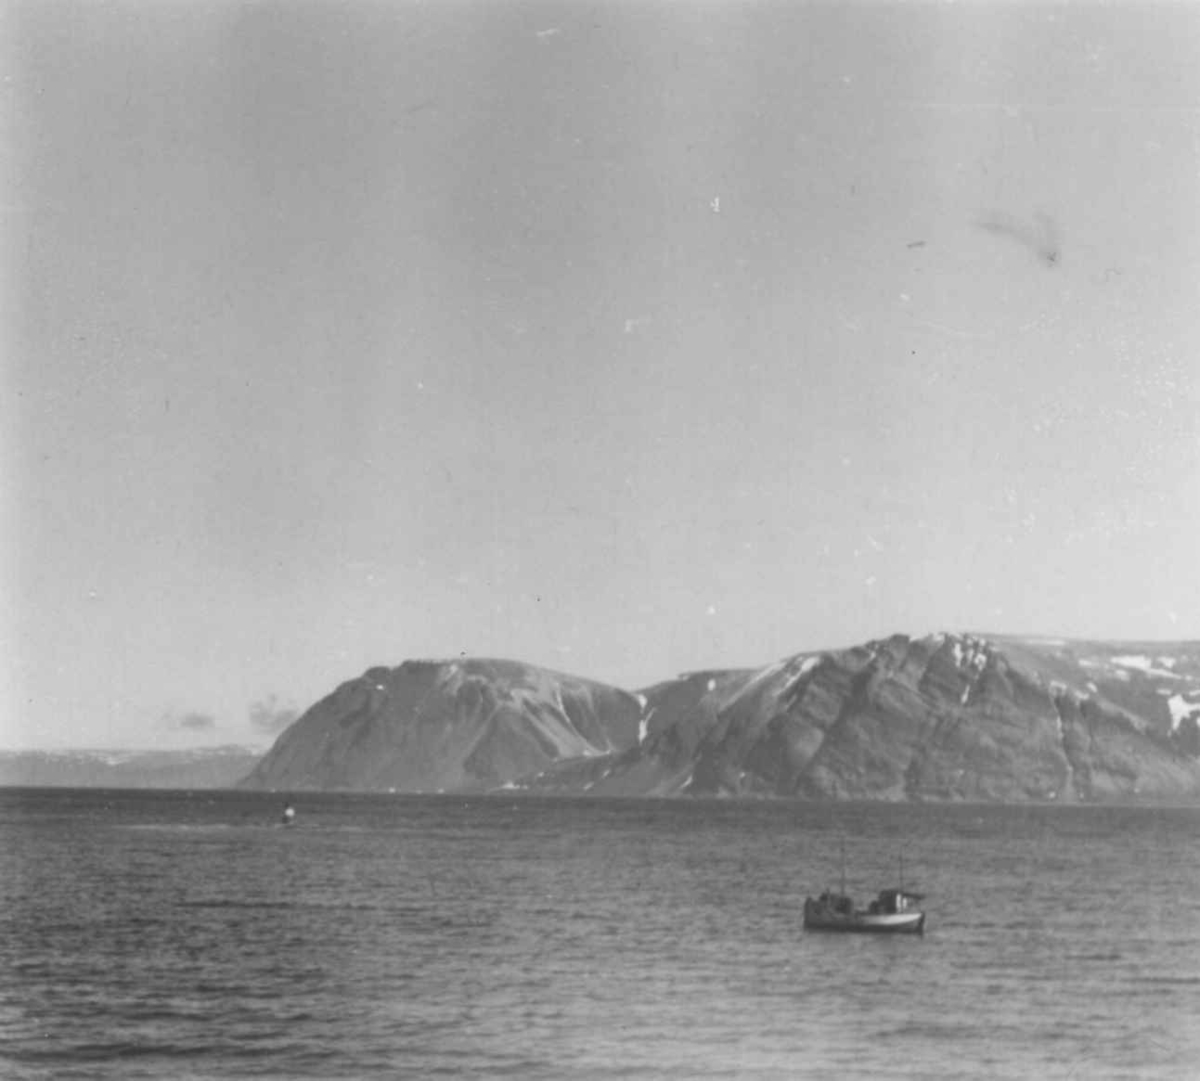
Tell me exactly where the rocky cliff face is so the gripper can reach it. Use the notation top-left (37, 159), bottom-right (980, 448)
top-left (239, 635), bottom-right (1200, 801)
top-left (527, 634), bottom-right (1200, 801)
top-left (238, 658), bottom-right (644, 793)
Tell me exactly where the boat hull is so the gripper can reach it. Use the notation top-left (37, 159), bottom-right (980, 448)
top-left (803, 899), bottom-right (926, 934)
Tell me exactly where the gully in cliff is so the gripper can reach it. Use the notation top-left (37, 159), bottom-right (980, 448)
top-left (803, 845), bottom-right (927, 934)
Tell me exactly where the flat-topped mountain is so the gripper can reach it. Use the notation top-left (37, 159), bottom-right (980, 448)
top-left (239, 634), bottom-right (1200, 801)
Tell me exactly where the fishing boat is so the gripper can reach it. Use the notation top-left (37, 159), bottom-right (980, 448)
top-left (803, 888), bottom-right (926, 933)
top-left (803, 844), bottom-right (927, 934)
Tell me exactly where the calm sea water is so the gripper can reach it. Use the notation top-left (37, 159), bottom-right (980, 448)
top-left (1, 789), bottom-right (1197, 1079)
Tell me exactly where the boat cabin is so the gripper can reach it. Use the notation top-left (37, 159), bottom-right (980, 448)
top-left (868, 889), bottom-right (923, 915)
top-left (815, 891), bottom-right (854, 915)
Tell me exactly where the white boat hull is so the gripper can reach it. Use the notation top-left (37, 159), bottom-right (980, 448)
top-left (803, 898), bottom-right (926, 934)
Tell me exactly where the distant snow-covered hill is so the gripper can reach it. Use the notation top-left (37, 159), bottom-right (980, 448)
top-left (0, 746), bottom-right (265, 789)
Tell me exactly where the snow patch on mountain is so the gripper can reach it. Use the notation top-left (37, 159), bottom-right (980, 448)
top-left (1049, 693), bottom-right (1078, 798)
top-left (1111, 655), bottom-right (1182, 679)
top-left (1167, 694), bottom-right (1200, 732)
top-left (946, 634), bottom-right (991, 704)
top-left (792, 655), bottom-right (821, 684)
top-left (638, 708), bottom-right (654, 745)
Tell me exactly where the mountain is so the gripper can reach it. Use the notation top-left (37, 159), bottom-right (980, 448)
top-left (239, 658), bottom-right (644, 793)
top-left (239, 634), bottom-right (1200, 802)
top-left (527, 634), bottom-right (1200, 802)
top-left (0, 746), bottom-right (264, 789)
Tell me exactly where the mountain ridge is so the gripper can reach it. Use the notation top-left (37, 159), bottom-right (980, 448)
top-left (0, 746), bottom-right (264, 789)
top-left (241, 632), bottom-right (1200, 801)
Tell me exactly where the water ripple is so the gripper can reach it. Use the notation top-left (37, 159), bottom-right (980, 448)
top-left (2, 791), bottom-right (1198, 1079)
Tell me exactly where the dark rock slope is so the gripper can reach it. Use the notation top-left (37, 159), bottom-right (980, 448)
top-left (239, 658), bottom-right (644, 793)
top-left (240, 635), bottom-right (1200, 801)
top-left (526, 634), bottom-right (1200, 802)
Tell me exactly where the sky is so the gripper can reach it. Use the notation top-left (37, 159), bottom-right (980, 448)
top-left (3, 1), bottom-right (1199, 750)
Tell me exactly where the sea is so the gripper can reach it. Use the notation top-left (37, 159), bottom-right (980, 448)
top-left (1, 790), bottom-right (1197, 1080)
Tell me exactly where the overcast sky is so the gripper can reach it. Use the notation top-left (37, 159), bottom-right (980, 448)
top-left (4, 1), bottom-right (1199, 750)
